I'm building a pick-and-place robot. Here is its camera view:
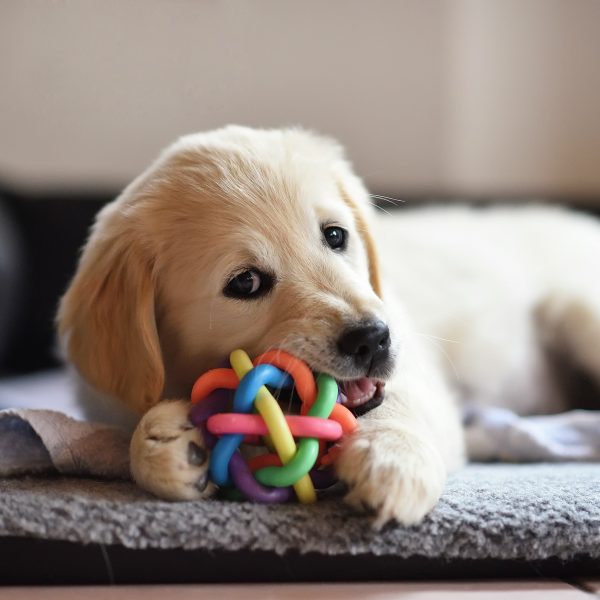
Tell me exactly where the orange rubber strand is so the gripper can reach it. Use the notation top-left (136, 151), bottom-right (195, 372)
top-left (319, 405), bottom-right (358, 465)
top-left (330, 404), bottom-right (358, 433)
top-left (319, 445), bottom-right (341, 466)
top-left (254, 350), bottom-right (317, 411)
top-left (190, 368), bottom-right (239, 404)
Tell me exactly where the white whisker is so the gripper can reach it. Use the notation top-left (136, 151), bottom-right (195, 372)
top-left (369, 194), bottom-right (405, 207)
top-left (415, 332), bottom-right (461, 382)
top-left (417, 332), bottom-right (460, 345)
top-left (368, 201), bottom-right (392, 216)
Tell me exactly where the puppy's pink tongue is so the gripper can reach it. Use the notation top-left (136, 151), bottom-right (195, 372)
top-left (340, 378), bottom-right (377, 408)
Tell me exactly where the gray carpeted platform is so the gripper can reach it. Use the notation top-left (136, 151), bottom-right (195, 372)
top-left (1, 463), bottom-right (599, 561)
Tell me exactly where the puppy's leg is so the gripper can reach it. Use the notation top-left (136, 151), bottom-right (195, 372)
top-left (335, 344), bottom-right (465, 527)
top-left (130, 399), bottom-right (216, 500)
top-left (536, 292), bottom-right (600, 386)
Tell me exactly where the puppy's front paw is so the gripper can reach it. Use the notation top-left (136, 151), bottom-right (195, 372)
top-left (335, 422), bottom-right (446, 528)
top-left (130, 399), bottom-right (216, 500)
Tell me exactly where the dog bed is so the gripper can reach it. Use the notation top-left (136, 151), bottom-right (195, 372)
top-left (0, 463), bottom-right (599, 584)
top-left (1, 370), bottom-right (600, 583)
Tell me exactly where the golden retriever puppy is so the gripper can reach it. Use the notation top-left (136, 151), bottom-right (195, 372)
top-left (58, 126), bottom-right (600, 526)
top-left (57, 126), bottom-right (463, 525)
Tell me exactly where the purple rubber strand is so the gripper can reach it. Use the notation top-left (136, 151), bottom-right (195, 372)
top-left (189, 389), bottom-right (232, 449)
top-left (189, 359), bottom-right (237, 448)
top-left (229, 452), bottom-right (293, 503)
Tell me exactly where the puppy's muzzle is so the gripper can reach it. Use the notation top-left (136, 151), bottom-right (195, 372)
top-left (337, 319), bottom-right (391, 375)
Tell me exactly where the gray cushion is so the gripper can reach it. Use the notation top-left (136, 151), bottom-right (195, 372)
top-left (0, 463), bottom-right (598, 561)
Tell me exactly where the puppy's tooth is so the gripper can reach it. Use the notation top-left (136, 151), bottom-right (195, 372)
top-left (187, 441), bottom-right (208, 466)
top-left (195, 472), bottom-right (209, 492)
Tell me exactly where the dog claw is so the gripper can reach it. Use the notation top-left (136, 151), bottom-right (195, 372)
top-left (187, 441), bottom-right (208, 466)
top-left (195, 472), bottom-right (209, 492)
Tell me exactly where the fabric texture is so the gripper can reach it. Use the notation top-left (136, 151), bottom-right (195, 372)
top-left (464, 404), bottom-right (600, 462)
top-left (0, 464), bottom-right (599, 561)
top-left (0, 409), bottom-right (129, 479)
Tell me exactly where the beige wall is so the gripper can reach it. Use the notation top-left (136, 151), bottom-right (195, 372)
top-left (1, 0), bottom-right (599, 198)
top-left (443, 0), bottom-right (600, 197)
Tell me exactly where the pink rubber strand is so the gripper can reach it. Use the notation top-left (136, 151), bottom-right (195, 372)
top-left (207, 413), bottom-right (343, 441)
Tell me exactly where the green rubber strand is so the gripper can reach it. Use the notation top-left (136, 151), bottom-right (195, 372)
top-left (254, 374), bottom-right (338, 488)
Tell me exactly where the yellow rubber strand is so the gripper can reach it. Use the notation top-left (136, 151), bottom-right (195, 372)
top-left (229, 349), bottom-right (317, 504)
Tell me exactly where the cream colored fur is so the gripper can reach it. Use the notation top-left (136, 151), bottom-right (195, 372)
top-left (58, 126), bottom-right (600, 526)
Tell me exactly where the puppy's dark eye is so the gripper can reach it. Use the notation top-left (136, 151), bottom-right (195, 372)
top-left (323, 226), bottom-right (347, 251)
top-left (223, 269), bottom-right (273, 299)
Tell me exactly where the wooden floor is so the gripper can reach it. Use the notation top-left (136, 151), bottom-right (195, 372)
top-left (1, 581), bottom-right (599, 599)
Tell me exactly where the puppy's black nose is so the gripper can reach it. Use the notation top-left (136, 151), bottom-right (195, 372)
top-left (337, 320), bottom-right (391, 370)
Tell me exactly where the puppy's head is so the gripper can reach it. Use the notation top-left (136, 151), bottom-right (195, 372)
top-left (58, 126), bottom-right (397, 415)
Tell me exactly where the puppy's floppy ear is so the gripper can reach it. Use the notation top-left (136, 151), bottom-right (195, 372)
top-left (57, 208), bottom-right (164, 414)
top-left (337, 182), bottom-right (383, 298)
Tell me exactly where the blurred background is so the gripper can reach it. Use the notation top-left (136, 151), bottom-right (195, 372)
top-left (1, 0), bottom-right (599, 376)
